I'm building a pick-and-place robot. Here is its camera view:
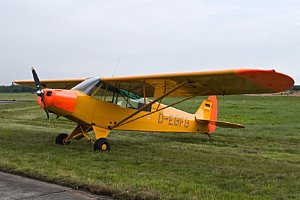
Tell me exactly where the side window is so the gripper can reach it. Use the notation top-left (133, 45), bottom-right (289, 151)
top-left (91, 84), bottom-right (151, 112)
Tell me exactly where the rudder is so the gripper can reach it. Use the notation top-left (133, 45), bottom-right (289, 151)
top-left (195, 96), bottom-right (218, 133)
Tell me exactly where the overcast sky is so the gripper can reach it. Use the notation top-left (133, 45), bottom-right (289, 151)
top-left (0, 0), bottom-right (299, 85)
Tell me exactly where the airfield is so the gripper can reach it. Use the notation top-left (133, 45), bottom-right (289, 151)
top-left (0, 93), bottom-right (299, 199)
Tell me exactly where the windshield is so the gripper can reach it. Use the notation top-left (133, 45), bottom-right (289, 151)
top-left (72, 78), bottom-right (150, 111)
top-left (71, 77), bottom-right (100, 95)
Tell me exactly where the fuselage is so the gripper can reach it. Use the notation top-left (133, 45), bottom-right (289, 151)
top-left (39, 89), bottom-right (209, 133)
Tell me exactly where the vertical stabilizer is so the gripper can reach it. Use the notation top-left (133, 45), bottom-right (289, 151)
top-left (195, 96), bottom-right (218, 133)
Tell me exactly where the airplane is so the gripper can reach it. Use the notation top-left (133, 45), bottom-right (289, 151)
top-left (14, 68), bottom-right (294, 152)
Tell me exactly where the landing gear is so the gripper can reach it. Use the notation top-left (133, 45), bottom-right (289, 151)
top-left (94, 138), bottom-right (111, 152)
top-left (204, 133), bottom-right (213, 141)
top-left (55, 125), bottom-right (111, 152)
top-left (55, 133), bottom-right (70, 145)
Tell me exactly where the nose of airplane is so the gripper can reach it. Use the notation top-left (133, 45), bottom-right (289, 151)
top-left (37, 89), bottom-right (77, 113)
top-left (37, 89), bottom-right (54, 109)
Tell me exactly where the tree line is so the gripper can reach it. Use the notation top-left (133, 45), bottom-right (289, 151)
top-left (293, 85), bottom-right (300, 91)
top-left (0, 85), bottom-right (34, 93)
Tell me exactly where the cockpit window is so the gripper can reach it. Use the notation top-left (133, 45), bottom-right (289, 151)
top-left (119, 89), bottom-right (140, 100)
top-left (72, 77), bottom-right (150, 112)
top-left (71, 77), bottom-right (100, 95)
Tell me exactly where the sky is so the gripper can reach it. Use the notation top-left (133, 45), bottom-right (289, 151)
top-left (0, 0), bottom-right (299, 85)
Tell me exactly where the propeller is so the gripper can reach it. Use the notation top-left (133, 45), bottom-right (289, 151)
top-left (31, 67), bottom-right (50, 121)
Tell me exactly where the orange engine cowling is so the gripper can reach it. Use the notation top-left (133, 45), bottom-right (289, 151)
top-left (38, 89), bottom-right (77, 113)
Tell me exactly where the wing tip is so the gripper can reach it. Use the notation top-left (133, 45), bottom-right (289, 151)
top-left (235, 69), bottom-right (295, 93)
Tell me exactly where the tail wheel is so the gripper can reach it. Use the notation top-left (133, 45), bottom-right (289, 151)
top-left (55, 133), bottom-right (69, 145)
top-left (94, 138), bottom-right (111, 152)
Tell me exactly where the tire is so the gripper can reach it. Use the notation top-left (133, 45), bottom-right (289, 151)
top-left (55, 133), bottom-right (69, 145)
top-left (94, 138), bottom-right (111, 152)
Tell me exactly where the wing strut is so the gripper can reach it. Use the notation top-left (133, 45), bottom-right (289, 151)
top-left (109, 80), bottom-right (188, 130)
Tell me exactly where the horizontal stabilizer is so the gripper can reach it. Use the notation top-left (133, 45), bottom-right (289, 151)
top-left (197, 119), bottom-right (245, 129)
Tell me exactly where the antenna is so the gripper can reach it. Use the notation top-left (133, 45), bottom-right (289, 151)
top-left (112, 57), bottom-right (121, 77)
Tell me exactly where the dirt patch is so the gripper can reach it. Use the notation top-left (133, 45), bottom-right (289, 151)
top-left (290, 91), bottom-right (300, 96)
top-left (246, 91), bottom-right (300, 96)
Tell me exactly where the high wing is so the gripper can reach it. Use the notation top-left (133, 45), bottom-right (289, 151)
top-left (101, 69), bottom-right (294, 97)
top-left (14, 69), bottom-right (294, 97)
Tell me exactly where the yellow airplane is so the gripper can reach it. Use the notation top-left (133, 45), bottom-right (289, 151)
top-left (14, 68), bottom-right (294, 152)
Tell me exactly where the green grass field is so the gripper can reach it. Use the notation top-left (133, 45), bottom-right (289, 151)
top-left (0, 93), bottom-right (299, 199)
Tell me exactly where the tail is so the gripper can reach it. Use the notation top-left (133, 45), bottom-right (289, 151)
top-left (195, 96), bottom-right (245, 134)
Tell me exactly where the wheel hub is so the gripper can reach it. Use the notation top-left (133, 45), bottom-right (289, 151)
top-left (101, 144), bottom-right (107, 151)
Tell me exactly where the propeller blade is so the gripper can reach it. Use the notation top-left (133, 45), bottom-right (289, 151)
top-left (32, 67), bottom-right (42, 93)
top-left (41, 95), bottom-right (50, 121)
top-left (31, 67), bottom-right (50, 122)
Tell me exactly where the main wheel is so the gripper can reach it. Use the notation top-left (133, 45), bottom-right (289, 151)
top-left (94, 138), bottom-right (111, 152)
top-left (55, 133), bottom-right (69, 145)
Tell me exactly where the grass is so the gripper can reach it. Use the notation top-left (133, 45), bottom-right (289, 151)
top-left (0, 93), bottom-right (299, 199)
